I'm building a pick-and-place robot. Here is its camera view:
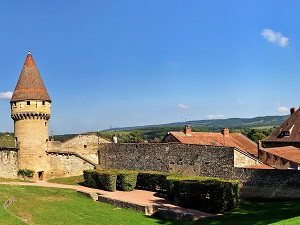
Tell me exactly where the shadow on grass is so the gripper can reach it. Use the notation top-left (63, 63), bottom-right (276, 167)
top-left (148, 198), bottom-right (300, 225)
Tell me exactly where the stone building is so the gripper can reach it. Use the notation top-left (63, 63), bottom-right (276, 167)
top-left (9, 51), bottom-right (110, 180)
top-left (10, 51), bottom-right (52, 180)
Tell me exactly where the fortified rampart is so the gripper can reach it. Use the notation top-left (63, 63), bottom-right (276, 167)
top-left (1, 142), bottom-right (300, 198)
top-left (100, 143), bottom-right (300, 198)
top-left (0, 148), bottom-right (18, 179)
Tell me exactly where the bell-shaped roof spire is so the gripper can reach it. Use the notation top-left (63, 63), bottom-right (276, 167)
top-left (10, 51), bottom-right (51, 102)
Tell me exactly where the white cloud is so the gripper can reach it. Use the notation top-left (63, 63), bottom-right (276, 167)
top-left (261, 28), bottom-right (289, 47)
top-left (277, 106), bottom-right (289, 113)
top-left (178, 104), bottom-right (189, 109)
top-left (238, 100), bottom-right (244, 104)
top-left (0, 91), bottom-right (13, 100)
top-left (165, 60), bottom-right (180, 67)
top-left (206, 114), bottom-right (226, 119)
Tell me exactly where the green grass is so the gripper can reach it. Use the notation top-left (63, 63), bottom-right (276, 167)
top-left (1, 183), bottom-right (300, 225)
top-left (47, 175), bottom-right (85, 185)
top-left (0, 177), bottom-right (33, 182)
top-left (0, 184), bottom-right (167, 225)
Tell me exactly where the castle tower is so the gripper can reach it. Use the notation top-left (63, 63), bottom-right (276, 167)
top-left (10, 51), bottom-right (51, 180)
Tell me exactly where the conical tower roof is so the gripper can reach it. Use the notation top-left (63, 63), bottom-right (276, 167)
top-left (10, 51), bottom-right (51, 102)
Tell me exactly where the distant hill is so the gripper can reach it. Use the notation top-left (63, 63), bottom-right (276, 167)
top-left (105, 115), bottom-right (289, 132)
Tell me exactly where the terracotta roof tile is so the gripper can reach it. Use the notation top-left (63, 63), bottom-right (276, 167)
top-left (10, 51), bottom-right (51, 102)
top-left (168, 131), bottom-right (258, 156)
top-left (260, 146), bottom-right (300, 164)
top-left (263, 108), bottom-right (300, 143)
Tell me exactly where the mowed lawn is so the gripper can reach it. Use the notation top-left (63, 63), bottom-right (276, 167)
top-left (1, 182), bottom-right (300, 225)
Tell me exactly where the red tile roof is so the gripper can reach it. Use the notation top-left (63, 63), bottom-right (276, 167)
top-left (166, 131), bottom-right (258, 156)
top-left (263, 108), bottom-right (300, 143)
top-left (10, 51), bottom-right (51, 102)
top-left (260, 146), bottom-right (300, 164)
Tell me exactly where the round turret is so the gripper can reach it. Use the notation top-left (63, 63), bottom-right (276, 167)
top-left (11, 51), bottom-right (51, 180)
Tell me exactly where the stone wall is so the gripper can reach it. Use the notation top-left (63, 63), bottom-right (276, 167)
top-left (100, 143), bottom-right (236, 178)
top-left (47, 154), bottom-right (94, 177)
top-left (232, 168), bottom-right (300, 198)
top-left (0, 148), bottom-right (18, 178)
top-left (100, 143), bottom-right (300, 198)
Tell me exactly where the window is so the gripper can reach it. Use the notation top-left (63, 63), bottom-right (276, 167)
top-left (27, 101), bottom-right (30, 106)
top-left (278, 131), bottom-right (290, 138)
top-left (42, 101), bottom-right (45, 105)
top-left (84, 145), bottom-right (87, 148)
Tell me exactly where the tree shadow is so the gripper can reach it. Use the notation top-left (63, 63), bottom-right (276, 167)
top-left (146, 198), bottom-right (300, 225)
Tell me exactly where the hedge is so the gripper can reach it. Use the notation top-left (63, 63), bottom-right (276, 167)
top-left (83, 169), bottom-right (240, 213)
top-left (167, 176), bottom-right (239, 213)
top-left (116, 170), bottom-right (138, 191)
top-left (135, 171), bottom-right (181, 192)
top-left (83, 170), bottom-right (100, 188)
top-left (83, 169), bottom-right (138, 192)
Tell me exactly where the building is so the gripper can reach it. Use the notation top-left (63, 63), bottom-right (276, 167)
top-left (9, 51), bottom-right (110, 180)
top-left (262, 107), bottom-right (300, 148)
top-left (162, 125), bottom-right (258, 156)
top-left (10, 51), bottom-right (52, 180)
top-left (259, 107), bottom-right (300, 169)
top-left (161, 125), bottom-right (265, 168)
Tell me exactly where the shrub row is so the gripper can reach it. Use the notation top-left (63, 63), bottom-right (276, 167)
top-left (167, 176), bottom-right (239, 213)
top-left (83, 169), bottom-right (239, 213)
top-left (135, 171), bottom-right (181, 192)
top-left (83, 169), bottom-right (138, 192)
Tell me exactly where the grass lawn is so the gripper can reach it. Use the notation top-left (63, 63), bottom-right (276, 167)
top-left (47, 175), bottom-right (85, 185)
top-left (1, 178), bottom-right (300, 225)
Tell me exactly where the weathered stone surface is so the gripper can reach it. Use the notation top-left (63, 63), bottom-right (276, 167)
top-left (0, 149), bottom-right (18, 178)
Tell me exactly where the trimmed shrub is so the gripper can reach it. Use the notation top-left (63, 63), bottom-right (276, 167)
top-left (136, 171), bottom-right (181, 192)
top-left (167, 176), bottom-right (239, 213)
top-left (83, 170), bottom-right (100, 188)
top-left (97, 170), bottom-right (118, 192)
top-left (116, 170), bottom-right (138, 191)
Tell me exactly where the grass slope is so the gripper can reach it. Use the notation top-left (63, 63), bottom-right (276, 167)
top-left (1, 182), bottom-right (300, 225)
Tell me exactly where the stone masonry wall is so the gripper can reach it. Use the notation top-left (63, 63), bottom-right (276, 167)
top-left (101, 143), bottom-right (300, 198)
top-left (100, 143), bottom-right (236, 178)
top-left (232, 168), bottom-right (300, 198)
top-left (47, 154), bottom-right (94, 178)
top-left (0, 149), bottom-right (18, 178)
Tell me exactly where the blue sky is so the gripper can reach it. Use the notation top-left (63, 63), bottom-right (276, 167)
top-left (0, 1), bottom-right (299, 134)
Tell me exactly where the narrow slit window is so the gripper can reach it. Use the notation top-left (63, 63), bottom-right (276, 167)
top-left (27, 101), bottom-right (30, 106)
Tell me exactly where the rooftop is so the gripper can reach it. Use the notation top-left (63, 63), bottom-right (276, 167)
top-left (10, 51), bottom-right (51, 102)
top-left (263, 107), bottom-right (300, 143)
top-left (163, 127), bottom-right (258, 156)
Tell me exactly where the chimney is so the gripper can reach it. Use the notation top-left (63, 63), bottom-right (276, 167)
top-left (222, 128), bottom-right (229, 136)
top-left (290, 107), bottom-right (296, 115)
top-left (184, 125), bottom-right (192, 136)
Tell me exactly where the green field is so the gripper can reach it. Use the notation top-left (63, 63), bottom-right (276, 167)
top-left (1, 182), bottom-right (300, 225)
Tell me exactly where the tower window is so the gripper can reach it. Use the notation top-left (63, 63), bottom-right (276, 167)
top-left (45, 122), bottom-right (47, 127)
top-left (42, 101), bottom-right (45, 105)
top-left (27, 101), bottom-right (30, 105)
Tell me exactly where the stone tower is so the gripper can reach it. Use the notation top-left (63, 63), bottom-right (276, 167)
top-left (10, 51), bottom-right (51, 180)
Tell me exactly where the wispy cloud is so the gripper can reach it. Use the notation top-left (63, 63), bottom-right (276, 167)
top-left (238, 100), bottom-right (244, 104)
top-left (165, 60), bottom-right (180, 67)
top-left (206, 114), bottom-right (226, 119)
top-left (261, 28), bottom-right (289, 47)
top-left (277, 106), bottom-right (289, 113)
top-left (178, 104), bottom-right (189, 109)
top-left (0, 91), bottom-right (13, 100)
